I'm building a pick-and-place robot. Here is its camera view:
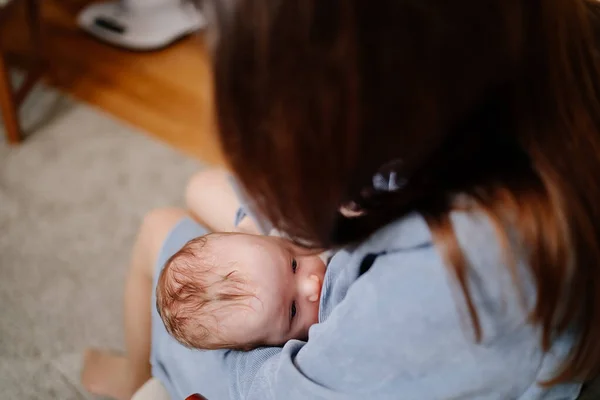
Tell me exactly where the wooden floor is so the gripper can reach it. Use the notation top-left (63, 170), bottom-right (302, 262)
top-left (3, 0), bottom-right (223, 165)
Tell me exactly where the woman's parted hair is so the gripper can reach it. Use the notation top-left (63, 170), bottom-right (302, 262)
top-left (201, 0), bottom-right (600, 383)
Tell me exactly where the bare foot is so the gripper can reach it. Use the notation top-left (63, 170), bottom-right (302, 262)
top-left (81, 349), bottom-right (135, 400)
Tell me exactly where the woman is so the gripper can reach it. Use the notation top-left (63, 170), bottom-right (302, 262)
top-left (85, 0), bottom-right (600, 399)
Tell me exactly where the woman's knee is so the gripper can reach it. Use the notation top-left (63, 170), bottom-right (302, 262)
top-left (184, 169), bottom-right (241, 232)
top-left (185, 169), bottom-right (229, 211)
top-left (137, 208), bottom-right (188, 269)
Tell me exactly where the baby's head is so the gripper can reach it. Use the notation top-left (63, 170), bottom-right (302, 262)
top-left (156, 232), bottom-right (326, 350)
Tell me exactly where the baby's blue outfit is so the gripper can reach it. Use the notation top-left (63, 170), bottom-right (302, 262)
top-left (151, 211), bottom-right (582, 400)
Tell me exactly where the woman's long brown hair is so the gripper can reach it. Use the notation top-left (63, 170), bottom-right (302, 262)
top-left (202, 0), bottom-right (600, 383)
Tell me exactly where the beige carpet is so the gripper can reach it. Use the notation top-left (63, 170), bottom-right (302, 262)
top-left (0, 83), bottom-right (200, 399)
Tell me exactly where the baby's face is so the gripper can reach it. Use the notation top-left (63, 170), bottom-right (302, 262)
top-left (205, 234), bottom-right (326, 347)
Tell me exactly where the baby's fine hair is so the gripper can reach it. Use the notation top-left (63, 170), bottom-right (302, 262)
top-left (156, 233), bottom-right (254, 350)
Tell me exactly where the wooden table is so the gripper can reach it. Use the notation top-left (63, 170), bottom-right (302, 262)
top-left (0, 0), bottom-right (44, 144)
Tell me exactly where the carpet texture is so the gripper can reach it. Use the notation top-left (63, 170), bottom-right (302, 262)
top-left (0, 84), bottom-right (200, 399)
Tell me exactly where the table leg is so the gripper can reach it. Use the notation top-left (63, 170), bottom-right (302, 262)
top-left (26, 0), bottom-right (44, 64)
top-left (0, 53), bottom-right (21, 144)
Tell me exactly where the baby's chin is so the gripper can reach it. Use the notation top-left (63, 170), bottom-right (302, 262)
top-left (297, 316), bottom-right (320, 342)
top-left (266, 320), bottom-right (318, 346)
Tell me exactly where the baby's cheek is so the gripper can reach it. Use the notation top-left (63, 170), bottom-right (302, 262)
top-left (299, 303), bottom-right (320, 340)
top-left (308, 301), bottom-right (320, 325)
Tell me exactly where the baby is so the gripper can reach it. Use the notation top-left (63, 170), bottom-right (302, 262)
top-left (156, 232), bottom-right (327, 350)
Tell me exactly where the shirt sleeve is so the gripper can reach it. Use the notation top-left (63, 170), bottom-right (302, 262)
top-left (221, 245), bottom-right (554, 400)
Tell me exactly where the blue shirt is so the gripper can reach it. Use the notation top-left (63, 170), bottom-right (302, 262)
top-left (152, 211), bottom-right (582, 399)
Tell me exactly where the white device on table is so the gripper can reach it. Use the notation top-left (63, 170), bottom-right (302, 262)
top-left (77, 0), bottom-right (205, 51)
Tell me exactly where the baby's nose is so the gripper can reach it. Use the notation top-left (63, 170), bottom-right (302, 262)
top-left (300, 274), bottom-right (321, 302)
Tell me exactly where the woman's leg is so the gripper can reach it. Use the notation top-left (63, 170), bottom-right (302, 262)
top-left (82, 208), bottom-right (188, 400)
top-left (185, 168), bottom-right (259, 234)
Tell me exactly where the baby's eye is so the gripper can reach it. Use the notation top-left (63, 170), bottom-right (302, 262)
top-left (291, 258), bottom-right (297, 274)
top-left (290, 301), bottom-right (297, 321)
